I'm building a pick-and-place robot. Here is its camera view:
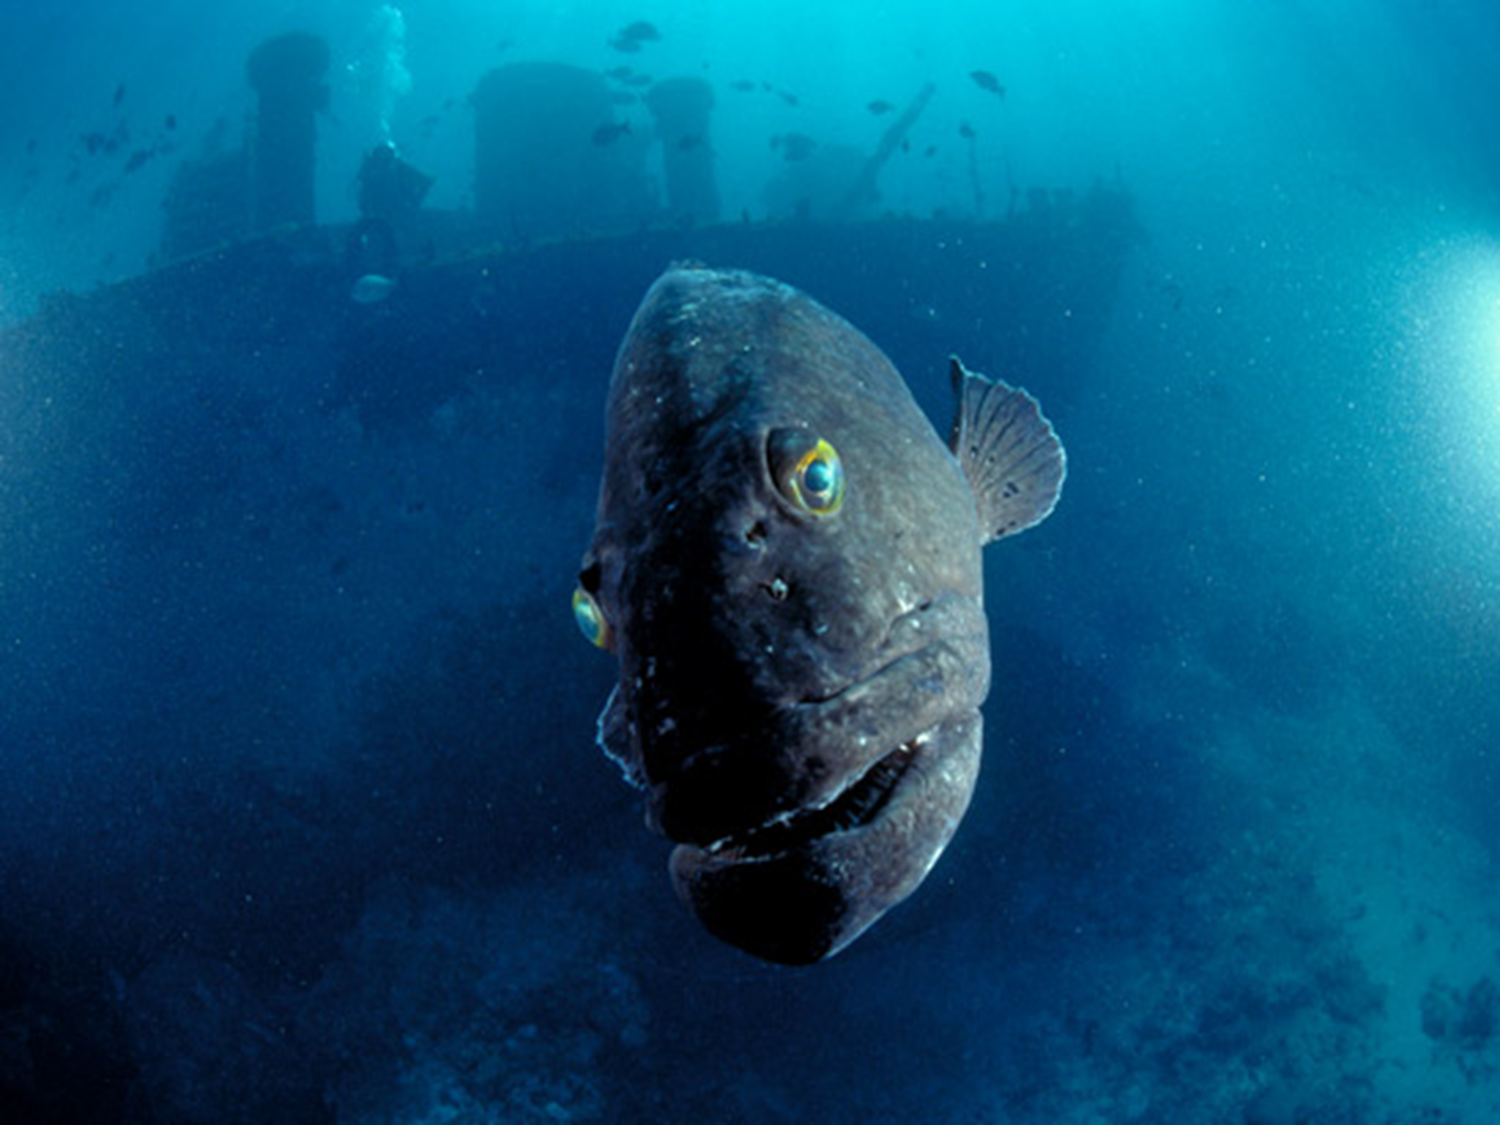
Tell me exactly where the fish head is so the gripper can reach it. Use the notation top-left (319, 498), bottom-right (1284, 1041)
top-left (577, 266), bottom-right (992, 964)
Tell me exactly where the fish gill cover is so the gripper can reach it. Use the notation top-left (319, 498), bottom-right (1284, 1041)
top-left (2, 2), bottom-right (1500, 1123)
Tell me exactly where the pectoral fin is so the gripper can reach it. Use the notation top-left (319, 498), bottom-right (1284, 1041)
top-left (948, 355), bottom-right (1066, 544)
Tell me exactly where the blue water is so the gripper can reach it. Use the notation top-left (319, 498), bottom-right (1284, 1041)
top-left (4, 2), bottom-right (1500, 1121)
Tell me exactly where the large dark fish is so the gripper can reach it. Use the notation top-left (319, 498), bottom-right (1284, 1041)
top-left (573, 267), bottom-right (1064, 964)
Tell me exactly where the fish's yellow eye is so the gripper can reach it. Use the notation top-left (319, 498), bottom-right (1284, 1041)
top-left (794, 440), bottom-right (845, 513)
top-left (572, 587), bottom-right (611, 648)
top-left (769, 429), bottom-right (845, 516)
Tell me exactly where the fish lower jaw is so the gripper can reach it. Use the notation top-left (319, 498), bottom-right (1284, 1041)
top-left (699, 736), bottom-right (925, 863)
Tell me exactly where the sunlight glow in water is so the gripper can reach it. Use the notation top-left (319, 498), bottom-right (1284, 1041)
top-left (1453, 240), bottom-right (1500, 392)
top-left (1425, 235), bottom-right (1500, 443)
top-left (1420, 234), bottom-right (1500, 568)
top-left (1462, 251), bottom-right (1500, 436)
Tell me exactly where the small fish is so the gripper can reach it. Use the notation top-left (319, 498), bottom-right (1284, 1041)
top-left (592, 121), bottom-right (632, 146)
top-left (163, 113), bottom-right (176, 131)
top-left (969, 70), bottom-right (1006, 98)
top-left (124, 148), bottom-right (154, 173)
top-left (26, 137), bottom-right (37, 156)
top-left (958, 120), bottom-right (976, 140)
top-left (867, 99), bottom-right (895, 115)
top-left (605, 66), bottom-right (635, 81)
top-left (778, 90), bottom-right (800, 107)
top-left (350, 273), bottom-right (397, 304)
top-left (618, 19), bottom-right (661, 42)
top-left (573, 267), bottom-right (1065, 964)
top-left (112, 82), bottom-right (126, 107)
top-left (729, 79), bottom-right (757, 93)
top-left (924, 144), bottom-right (938, 157)
top-left (609, 19), bottom-right (661, 53)
top-left (771, 132), bottom-right (817, 162)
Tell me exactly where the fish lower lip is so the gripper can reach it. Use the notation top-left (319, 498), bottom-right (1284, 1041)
top-left (704, 739), bottom-right (921, 861)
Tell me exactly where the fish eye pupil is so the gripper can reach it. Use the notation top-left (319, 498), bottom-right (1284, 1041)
top-left (767, 430), bottom-right (845, 516)
top-left (793, 439), bottom-right (844, 513)
top-left (803, 458), bottom-right (833, 495)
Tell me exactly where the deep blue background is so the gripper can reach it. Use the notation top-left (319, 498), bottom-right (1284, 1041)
top-left (4, 2), bottom-right (1500, 1122)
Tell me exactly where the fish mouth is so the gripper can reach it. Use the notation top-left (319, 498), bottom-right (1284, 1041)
top-left (668, 710), bottom-right (982, 964)
top-left (654, 595), bottom-right (991, 963)
top-left (700, 737), bottom-right (923, 862)
top-left (647, 595), bottom-right (990, 851)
